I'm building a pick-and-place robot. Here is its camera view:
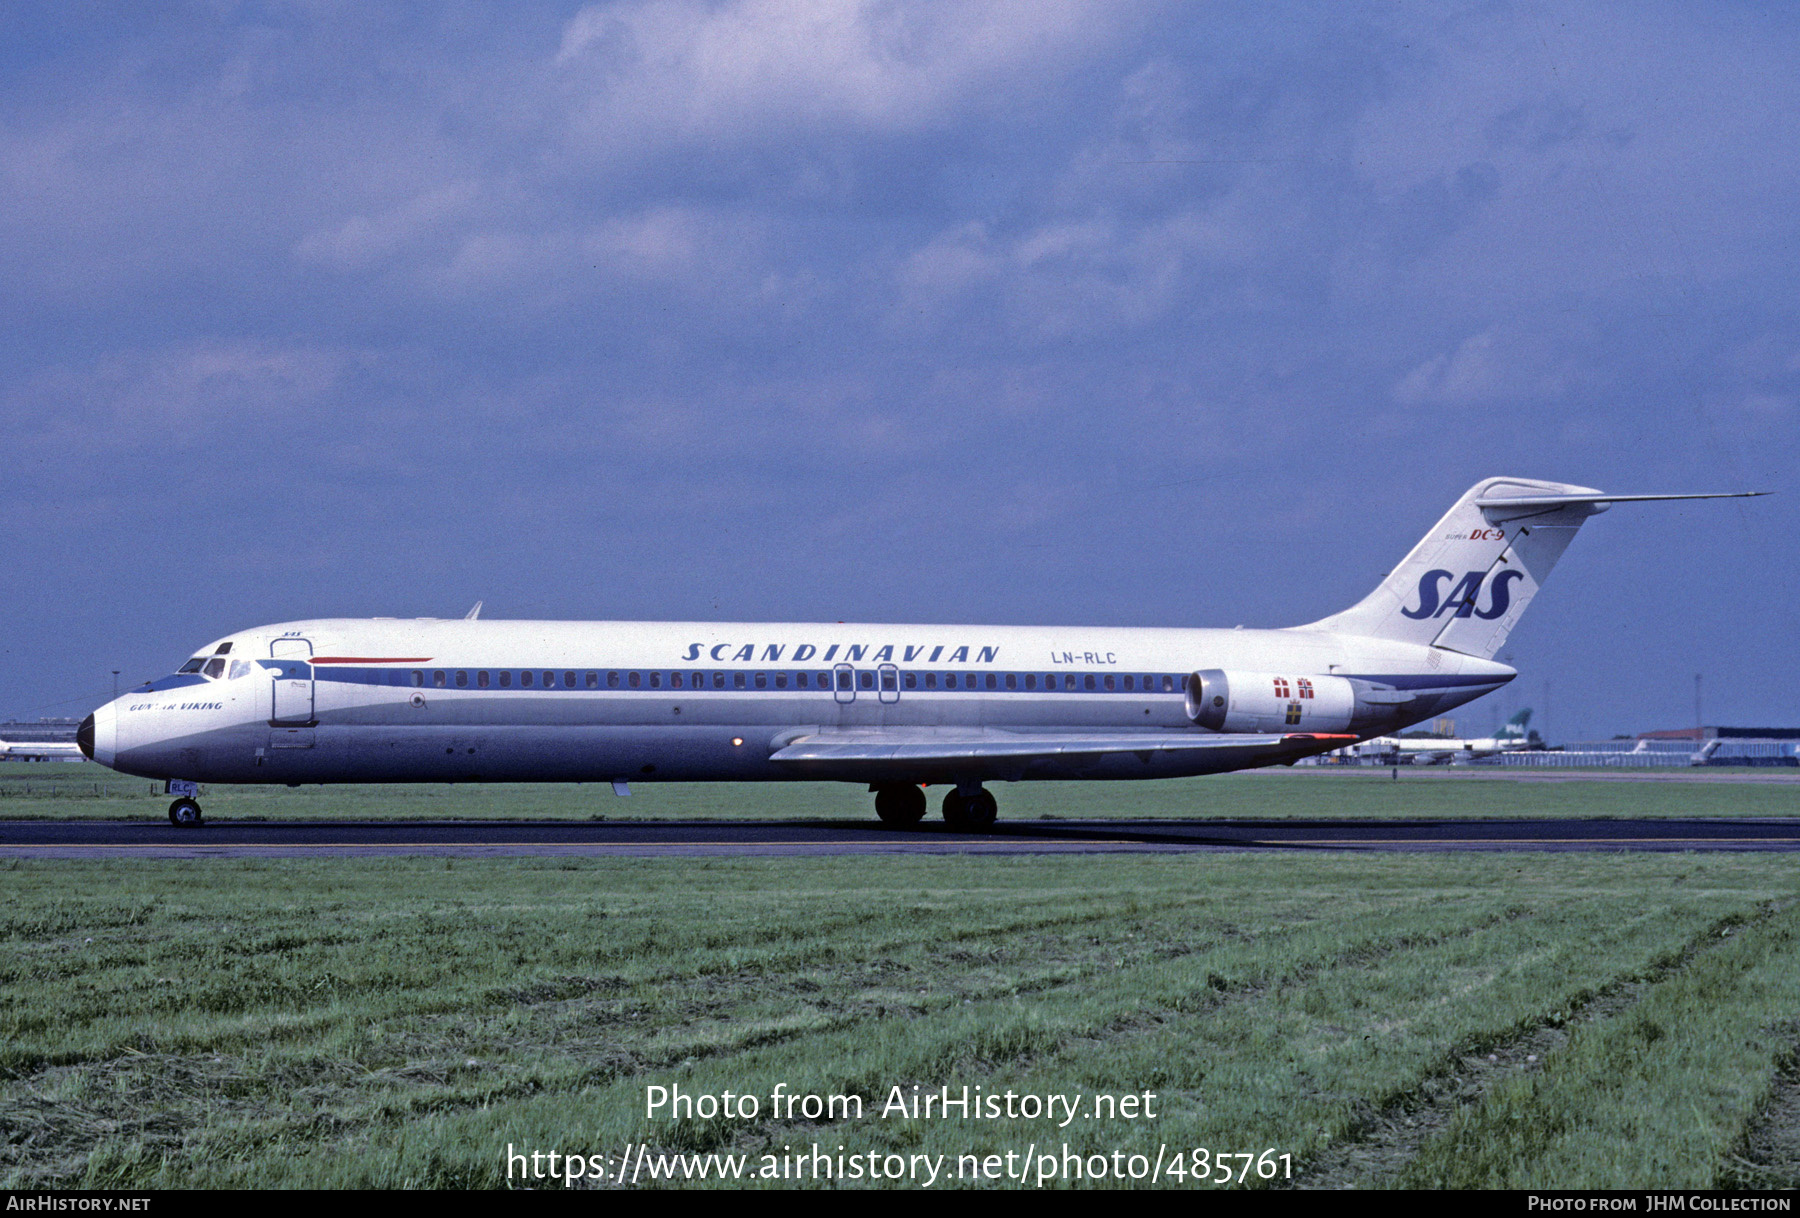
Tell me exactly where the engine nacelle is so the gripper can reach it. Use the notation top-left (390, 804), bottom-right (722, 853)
top-left (1185, 670), bottom-right (1413, 734)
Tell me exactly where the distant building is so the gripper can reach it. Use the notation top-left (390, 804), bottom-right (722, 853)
top-left (0, 719), bottom-right (81, 744)
top-left (1639, 726), bottom-right (1800, 741)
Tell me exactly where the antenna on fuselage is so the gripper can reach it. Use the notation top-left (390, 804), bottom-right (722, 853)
top-left (465, 601), bottom-right (483, 620)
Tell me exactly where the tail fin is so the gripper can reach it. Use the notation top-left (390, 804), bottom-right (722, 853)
top-left (1302, 477), bottom-right (1606, 659)
top-left (1302, 478), bottom-right (1765, 658)
top-left (1498, 709), bottom-right (1532, 740)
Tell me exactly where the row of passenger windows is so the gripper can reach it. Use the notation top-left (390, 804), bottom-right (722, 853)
top-left (408, 669), bottom-right (1183, 693)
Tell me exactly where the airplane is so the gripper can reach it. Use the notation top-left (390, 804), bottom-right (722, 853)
top-left (0, 739), bottom-right (86, 761)
top-left (75, 477), bottom-right (1763, 828)
top-left (1354, 709), bottom-right (1539, 764)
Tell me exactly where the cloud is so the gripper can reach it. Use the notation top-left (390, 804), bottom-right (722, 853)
top-left (9, 339), bottom-right (357, 451)
top-left (1391, 326), bottom-right (1585, 408)
top-left (293, 183), bottom-right (484, 273)
top-left (553, 0), bottom-right (1137, 149)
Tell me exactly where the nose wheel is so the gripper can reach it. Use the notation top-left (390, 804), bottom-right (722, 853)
top-left (168, 797), bottom-right (204, 827)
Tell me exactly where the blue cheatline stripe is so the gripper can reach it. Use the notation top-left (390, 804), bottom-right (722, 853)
top-left (295, 666), bottom-right (1504, 695)
top-left (136, 674), bottom-right (210, 693)
top-left (308, 666), bottom-right (1192, 693)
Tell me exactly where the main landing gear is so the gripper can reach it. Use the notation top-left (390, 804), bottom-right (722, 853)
top-left (871, 782), bottom-right (997, 831)
top-left (873, 783), bottom-right (927, 826)
top-left (168, 797), bottom-right (204, 827)
top-left (941, 784), bottom-right (997, 831)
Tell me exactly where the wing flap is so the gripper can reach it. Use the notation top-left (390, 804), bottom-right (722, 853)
top-left (767, 728), bottom-right (1355, 779)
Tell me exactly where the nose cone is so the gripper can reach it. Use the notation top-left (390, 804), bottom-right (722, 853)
top-left (85, 700), bottom-right (119, 768)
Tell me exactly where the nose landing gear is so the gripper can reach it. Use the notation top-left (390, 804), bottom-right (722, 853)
top-left (168, 797), bottom-right (204, 827)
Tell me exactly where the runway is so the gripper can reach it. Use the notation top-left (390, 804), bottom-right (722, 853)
top-left (7, 817), bottom-right (1800, 857)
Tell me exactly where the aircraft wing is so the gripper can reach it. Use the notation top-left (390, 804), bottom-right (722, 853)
top-left (768, 727), bottom-right (1355, 781)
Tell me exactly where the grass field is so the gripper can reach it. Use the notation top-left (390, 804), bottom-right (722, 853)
top-left (3, 760), bottom-right (1797, 822)
top-left (6, 852), bottom-right (1800, 1189)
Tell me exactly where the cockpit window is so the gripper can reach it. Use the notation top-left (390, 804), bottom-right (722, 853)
top-left (178, 658), bottom-right (205, 674)
top-left (228, 660), bottom-right (251, 680)
top-left (203, 658), bottom-right (227, 679)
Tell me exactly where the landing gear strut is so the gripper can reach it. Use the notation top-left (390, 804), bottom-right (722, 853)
top-left (168, 797), bottom-right (204, 827)
top-left (941, 783), bottom-right (997, 831)
top-left (873, 783), bottom-right (927, 827)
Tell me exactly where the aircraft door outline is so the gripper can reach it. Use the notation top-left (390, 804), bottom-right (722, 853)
top-left (269, 637), bottom-right (316, 726)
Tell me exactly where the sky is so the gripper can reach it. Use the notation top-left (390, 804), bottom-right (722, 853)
top-left (3, 1), bottom-right (1795, 742)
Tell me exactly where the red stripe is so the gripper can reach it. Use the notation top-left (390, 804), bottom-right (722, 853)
top-left (309, 657), bottom-right (435, 664)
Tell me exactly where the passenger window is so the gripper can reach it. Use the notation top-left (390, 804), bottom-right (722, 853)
top-left (586, 672), bottom-right (598, 688)
top-left (903, 672), bottom-right (916, 689)
top-left (1005, 673), bottom-right (1016, 690)
top-left (629, 672), bottom-right (641, 689)
top-left (944, 673), bottom-right (957, 690)
top-left (412, 671), bottom-right (424, 686)
top-left (608, 672), bottom-right (620, 689)
top-left (521, 671), bottom-right (533, 687)
top-left (671, 672), bottom-right (684, 689)
top-left (795, 672), bottom-right (808, 689)
top-left (775, 673), bottom-right (788, 689)
top-left (859, 671), bottom-right (873, 689)
top-left (1084, 674), bottom-right (1096, 690)
top-left (434, 671), bottom-right (447, 688)
top-left (734, 672), bottom-right (747, 689)
top-left (478, 671), bottom-right (490, 688)
top-left (456, 671), bottom-right (468, 687)
top-left (985, 674), bottom-right (997, 690)
top-left (714, 672), bottom-right (726, 689)
top-left (1123, 675), bottom-right (1134, 691)
top-left (1162, 674), bottom-right (1175, 692)
top-left (755, 672), bottom-right (767, 689)
top-left (1024, 673), bottom-right (1036, 690)
top-left (544, 672), bottom-right (555, 688)
top-left (1104, 674), bottom-right (1115, 691)
top-left (650, 672), bottom-right (662, 689)
top-left (837, 670), bottom-right (853, 691)
top-left (565, 671), bottom-right (576, 688)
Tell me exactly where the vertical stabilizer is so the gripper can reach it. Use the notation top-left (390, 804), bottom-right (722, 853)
top-left (1301, 477), bottom-right (1607, 658)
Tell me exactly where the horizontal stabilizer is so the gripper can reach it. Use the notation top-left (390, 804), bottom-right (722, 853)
top-left (1474, 491), bottom-right (1767, 515)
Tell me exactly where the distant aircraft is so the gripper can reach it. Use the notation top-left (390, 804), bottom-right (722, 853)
top-left (77, 477), bottom-right (1762, 827)
top-left (0, 739), bottom-right (85, 761)
top-left (1357, 709), bottom-right (1538, 764)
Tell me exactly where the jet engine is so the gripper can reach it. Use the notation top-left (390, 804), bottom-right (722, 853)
top-left (1185, 669), bottom-right (1413, 734)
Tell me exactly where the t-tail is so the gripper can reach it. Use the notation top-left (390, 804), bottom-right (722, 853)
top-left (1301, 476), bottom-right (1767, 660)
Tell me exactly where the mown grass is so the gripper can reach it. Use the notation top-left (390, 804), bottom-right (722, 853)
top-left (4, 854), bottom-right (1800, 1188)
top-left (2, 759), bottom-right (1796, 822)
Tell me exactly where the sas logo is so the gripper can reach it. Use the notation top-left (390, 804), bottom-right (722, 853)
top-left (1401, 569), bottom-right (1525, 621)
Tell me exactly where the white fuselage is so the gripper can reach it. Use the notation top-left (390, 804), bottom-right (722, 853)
top-left (83, 617), bottom-right (1513, 787)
